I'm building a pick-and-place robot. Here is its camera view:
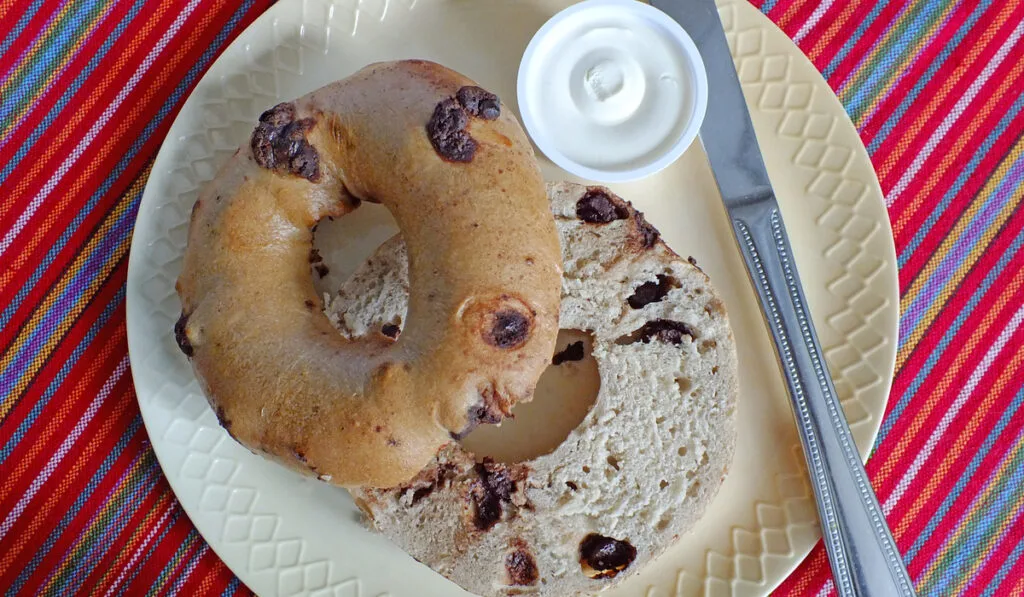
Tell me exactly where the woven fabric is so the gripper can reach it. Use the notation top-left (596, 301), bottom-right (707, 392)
top-left (0, 0), bottom-right (1022, 595)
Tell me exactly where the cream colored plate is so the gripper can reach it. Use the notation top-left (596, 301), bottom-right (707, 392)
top-left (125, 0), bottom-right (898, 595)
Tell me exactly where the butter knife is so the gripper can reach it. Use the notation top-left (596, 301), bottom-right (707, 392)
top-left (650, 0), bottom-right (917, 594)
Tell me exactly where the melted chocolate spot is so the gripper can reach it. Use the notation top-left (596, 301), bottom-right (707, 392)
top-left (314, 263), bottom-right (330, 278)
top-left (471, 460), bottom-right (515, 530)
top-left (381, 323), bottom-right (401, 339)
top-left (634, 211), bottom-right (660, 248)
top-left (566, 481), bottom-right (579, 491)
top-left (451, 400), bottom-right (505, 441)
top-left (427, 97), bottom-right (476, 162)
top-left (250, 103), bottom-right (321, 181)
top-left (174, 312), bottom-right (193, 357)
top-left (627, 275), bottom-right (678, 309)
top-left (505, 547), bottom-right (539, 586)
top-left (576, 189), bottom-right (628, 224)
top-left (487, 309), bottom-right (531, 349)
top-left (688, 256), bottom-right (698, 266)
top-left (579, 534), bottom-right (636, 578)
top-left (634, 319), bottom-right (697, 345)
top-left (456, 86), bottom-right (501, 120)
top-left (552, 340), bottom-right (585, 365)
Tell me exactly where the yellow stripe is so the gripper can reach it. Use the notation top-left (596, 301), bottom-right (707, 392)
top-left (0, 168), bottom-right (146, 420)
top-left (896, 137), bottom-right (1024, 369)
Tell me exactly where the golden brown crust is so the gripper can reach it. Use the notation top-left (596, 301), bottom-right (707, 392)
top-left (175, 60), bottom-right (561, 488)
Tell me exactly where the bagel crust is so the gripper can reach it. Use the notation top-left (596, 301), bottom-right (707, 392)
top-left (175, 60), bottom-right (562, 488)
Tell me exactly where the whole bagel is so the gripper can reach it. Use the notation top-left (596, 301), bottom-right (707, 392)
top-left (174, 60), bottom-right (562, 488)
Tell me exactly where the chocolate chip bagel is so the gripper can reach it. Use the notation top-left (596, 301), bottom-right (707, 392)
top-left (329, 183), bottom-right (738, 595)
top-left (175, 60), bottom-right (562, 488)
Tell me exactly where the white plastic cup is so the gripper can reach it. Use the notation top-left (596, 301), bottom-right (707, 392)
top-left (517, 0), bottom-right (708, 183)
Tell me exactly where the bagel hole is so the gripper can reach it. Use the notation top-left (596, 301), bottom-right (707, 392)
top-left (310, 202), bottom-right (399, 298)
top-left (460, 330), bottom-right (599, 464)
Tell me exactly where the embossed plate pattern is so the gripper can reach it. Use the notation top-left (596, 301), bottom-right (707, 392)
top-left (125, 0), bottom-right (898, 595)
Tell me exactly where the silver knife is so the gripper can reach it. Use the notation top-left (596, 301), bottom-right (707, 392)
top-left (650, 0), bottom-right (918, 594)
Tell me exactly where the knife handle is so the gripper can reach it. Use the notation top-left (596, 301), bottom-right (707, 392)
top-left (732, 204), bottom-right (916, 597)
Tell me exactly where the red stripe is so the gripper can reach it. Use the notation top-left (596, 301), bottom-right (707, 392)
top-left (889, 82), bottom-right (1024, 270)
top-left (887, 203), bottom-right (1024, 408)
top-left (0, 376), bottom-right (139, 588)
top-left (870, 2), bottom-right (1024, 190)
top-left (0, 0), bottom-right (138, 170)
top-left (825, 0), bottom-right (908, 92)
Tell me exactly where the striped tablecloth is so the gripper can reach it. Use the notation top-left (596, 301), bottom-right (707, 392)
top-left (1, 0), bottom-right (1022, 595)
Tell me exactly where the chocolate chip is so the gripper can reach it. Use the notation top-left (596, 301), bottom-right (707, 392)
top-left (471, 460), bottom-right (516, 531)
top-left (634, 320), bottom-right (697, 345)
top-left (250, 103), bottom-right (321, 181)
top-left (688, 256), bottom-right (698, 266)
top-left (427, 97), bottom-right (476, 162)
top-left (552, 341), bottom-right (585, 365)
top-left (309, 248), bottom-right (322, 263)
top-left (456, 86), bottom-right (501, 120)
top-left (487, 309), bottom-right (531, 349)
top-left (411, 485), bottom-right (435, 504)
top-left (451, 397), bottom-right (505, 440)
top-left (381, 323), bottom-right (401, 339)
top-left (174, 312), bottom-right (193, 357)
top-left (566, 481), bottom-right (579, 491)
top-left (633, 211), bottom-right (660, 248)
top-left (576, 189), bottom-right (628, 223)
top-left (627, 275), bottom-right (678, 309)
top-left (505, 547), bottom-right (539, 586)
top-left (304, 299), bottom-right (315, 310)
top-left (579, 534), bottom-right (636, 579)
top-left (314, 263), bottom-right (329, 278)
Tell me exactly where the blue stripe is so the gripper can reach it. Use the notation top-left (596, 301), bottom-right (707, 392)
top-left (822, 0), bottom-right (894, 80)
top-left (902, 386), bottom-right (1024, 564)
top-left (897, 92), bottom-right (1024, 267)
top-left (867, 0), bottom-right (998, 152)
top-left (0, 0), bottom-right (147, 182)
top-left (879, 222), bottom-right (1024, 442)
top-left (147, 528), bottom-right (200, 596)
top-left (844, 0), bottom-right (960, 120)
top-left (897, 151), bottom-right (1024, 347)
top-left (167, 543), bottom-right (209, 595)
top-left (0, 0), bottom-right (110, 130)
top-left (0, 286), bottom-right (124, 461)
top-left (8, 416), bottom-right (143, 594)
top-left (0, 0), bottom-right (254, 338)
top-left (759, 0), bottom-right (780, 15)
top-left (45, 455), bottom-right (163, 590)
top-left (982, 529), bottom-right (1024, 596)
top-left (0, 201), bottom-right (135, 398)
top-left (221, 576), bottom-right (241, 596)
top-left (114, 496), bottom-right (186, 597)
top-left (928, 426), bottom-right (1024, 595)
top-left (0, 0), bottom-right (46, 58)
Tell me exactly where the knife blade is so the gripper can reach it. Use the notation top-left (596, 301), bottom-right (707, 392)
top-left (650, 0), bottom-right (917, 594)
